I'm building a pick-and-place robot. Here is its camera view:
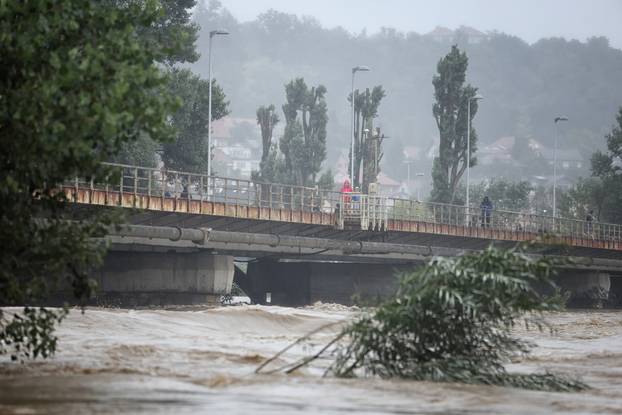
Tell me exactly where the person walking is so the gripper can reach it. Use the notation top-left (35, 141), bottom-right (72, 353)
top-left (340, 179), bottom-right (353, 206)
top-left (480, 196), bottom-right (493, 228)
top-left (585, 209), bottom-right (595, 235)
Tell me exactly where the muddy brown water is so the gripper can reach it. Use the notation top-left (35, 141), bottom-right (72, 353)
top-left (1, 305), bottom-right (622, 414)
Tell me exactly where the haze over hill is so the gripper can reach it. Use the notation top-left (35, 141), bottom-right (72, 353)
top-left (190, 1), bottom-right (622, 182)
top-left (218, 0), bottom-right (622, 50)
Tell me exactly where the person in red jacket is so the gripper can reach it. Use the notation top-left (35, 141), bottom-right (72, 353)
top-left (340, 178), bottom-right (353, 207)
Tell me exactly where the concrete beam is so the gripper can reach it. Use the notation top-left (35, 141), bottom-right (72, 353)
top-left (102, 224), bottom-right (622, 272)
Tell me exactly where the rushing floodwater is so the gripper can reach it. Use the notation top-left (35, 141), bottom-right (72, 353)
top-left (1, 304), bottom-right (622, 414)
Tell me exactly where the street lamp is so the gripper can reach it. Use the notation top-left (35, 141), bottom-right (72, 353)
top-left (465, 94), bottom-right (483, 212)
top-left (350, 65), bottom-right (370, 185)
top-left (553, 116), bottom-right (569, 217)
top-left (415, 172), bottom-right (425, 201)
top-left (207, 29), bottom-right (229, 197)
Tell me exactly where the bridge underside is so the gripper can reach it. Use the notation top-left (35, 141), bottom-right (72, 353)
top-left (77, 224), bottom-right (622, 308)
top-left (69, 204), bottom-right (622, 261)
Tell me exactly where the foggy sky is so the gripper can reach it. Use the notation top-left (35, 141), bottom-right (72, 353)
top-left (216, 0), bottom-right (622, 49)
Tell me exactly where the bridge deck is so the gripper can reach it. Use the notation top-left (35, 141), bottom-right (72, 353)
top-left (64, 186), bottom-right (621, 252)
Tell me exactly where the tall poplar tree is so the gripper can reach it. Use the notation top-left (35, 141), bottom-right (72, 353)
top-left (349, 86), bottom-right (386, 191)
top-left (431, 46), bottom-right (480, 204)
top-left (279, 79), bottom-right (328, 186)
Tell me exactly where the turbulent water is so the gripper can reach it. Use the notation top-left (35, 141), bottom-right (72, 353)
top-left (1, 304), bottom-right (622, 414)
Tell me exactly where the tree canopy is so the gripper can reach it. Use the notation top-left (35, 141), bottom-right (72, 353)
top-left (330, 246), bottom-right (586, 391)
top-left (279, 78), bottom-right (329, 186)
top-left (431, 46), bottom-right (480, 203)
top-left (350, 86), bottom-right (386, 191)
top-left (161, 68), bottom-right (229, 173)
top-left (0, 0), bottom-right (179, 360)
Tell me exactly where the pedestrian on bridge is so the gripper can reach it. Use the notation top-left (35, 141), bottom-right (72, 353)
top-left (480, 196), bottom-right (493, 228)
top-left (341, 179), bottom-right (353, 205)
top-left (585, 209), bottom-right (595, 236)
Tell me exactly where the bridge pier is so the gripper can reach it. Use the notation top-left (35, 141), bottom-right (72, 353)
top-left (555, 270), bottom-right (611, 307)
top-left (90, 250), bottom-right (234, 306)
top-left (610, 275), bottom-right (622, 307)
top-left (243, 260), bottom-right (415, 307)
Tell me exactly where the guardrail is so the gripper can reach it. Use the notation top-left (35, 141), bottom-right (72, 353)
top-left (66, 161), bottom-right (343, 214)
top-left (385, 198), bottom-right (622, 243)
top-left (62, 162), bottom-right (622, 244)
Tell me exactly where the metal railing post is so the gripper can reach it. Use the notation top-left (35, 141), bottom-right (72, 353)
top-left (147, 170), bottom-right (152, 197)
top-left (118, 167), bottom-right (123, 205)
top-left (133, 168), bottom-right (138, 207)
top-left (247, 181), bottom-right (251, 207)
top-left (224, 178), bottom-right (228, 204)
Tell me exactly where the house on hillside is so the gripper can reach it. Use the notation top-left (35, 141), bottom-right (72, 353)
top-left (480, 136), bottom-right (517, 165)
top-left (377, 173), bottom-right (402, 197)
top-left (480, 136), bottom-right (585, 171)
top-left (210, 117), bottom-right (261, 178)
top-left (539, 147), bottom-right (585, 170)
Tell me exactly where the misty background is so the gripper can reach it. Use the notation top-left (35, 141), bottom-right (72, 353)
top-left (187, 0), bottom-right (622, 187)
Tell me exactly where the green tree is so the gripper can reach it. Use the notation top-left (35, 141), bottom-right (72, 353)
top-left (279, 78), bottom-right (328, 186)
top-left (255, 104), bottom-right (280, 181)
top-left (111, 0), bottom-right (200, 66)
top-left (330, 246), bottom-right (585, 391)
top-left (112, 0), bottom-right (201, 166)
top-left (558, 177), bottom-right (607, 221)
top-left (431, 46), bottom-right (480, 203)
top-left (317, 169), bottom-right (335, 190)
top-left (110, 134), bottom-right (160, 168)
top-left (262, 245), bottom-right (586, 392)
top-left (587, 107), bottom-right (622, 223)
top-left (0, 0), bottom-right (178, 360)
top-left (349, 86), bottom-right (386, 191)
top-left (161, 68), bottom-right (229, 173)
top-left (148, 0), bottom-right (200, 65)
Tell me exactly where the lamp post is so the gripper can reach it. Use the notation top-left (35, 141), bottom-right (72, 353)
top-left (465, 94), bottom-right (483, 213)
top-left (207, 29), bottom-right (229, 197)
top-left (415, 172), bottom-right (425, 201)
top-left (553, 116), bottom-right (569, 217)
top-left (350, 65), bottom-right (370, 185)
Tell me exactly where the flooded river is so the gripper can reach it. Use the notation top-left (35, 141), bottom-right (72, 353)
top-left (1, 305), bottom-right (622, 414)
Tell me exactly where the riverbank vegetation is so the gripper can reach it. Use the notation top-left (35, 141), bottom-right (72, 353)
top-left (0, 0), bottom-right (195, 361)
top-left (260, 244), bottom-right (588, 392)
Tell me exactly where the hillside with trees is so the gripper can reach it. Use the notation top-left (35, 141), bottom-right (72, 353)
top-left (191, 1), bottom-right (622, 184)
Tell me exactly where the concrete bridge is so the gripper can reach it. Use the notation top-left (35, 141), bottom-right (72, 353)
top-left (63, 163), bottom-right (622, 307)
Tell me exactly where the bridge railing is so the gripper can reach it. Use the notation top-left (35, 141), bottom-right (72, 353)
top-left (67, 162), bottom-right (344, 214)
top-left (385, 197), bottom-right (621, 242)
top-left (64, 163), bottom-right (622, 243)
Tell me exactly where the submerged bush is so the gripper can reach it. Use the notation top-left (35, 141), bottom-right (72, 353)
top-left (328, 246), bottom-right (587, 391)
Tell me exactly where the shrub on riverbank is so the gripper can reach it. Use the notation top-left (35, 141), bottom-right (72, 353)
top-left (326, 245), bottom-right (587, 391)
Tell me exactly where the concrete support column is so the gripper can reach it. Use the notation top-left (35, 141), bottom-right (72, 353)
top-left (556, 270), bottom-right (611, 308)
top-left (91, 250), bottom-right (234, 306)
top-left (608, 274), bottom-right (622, 307)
